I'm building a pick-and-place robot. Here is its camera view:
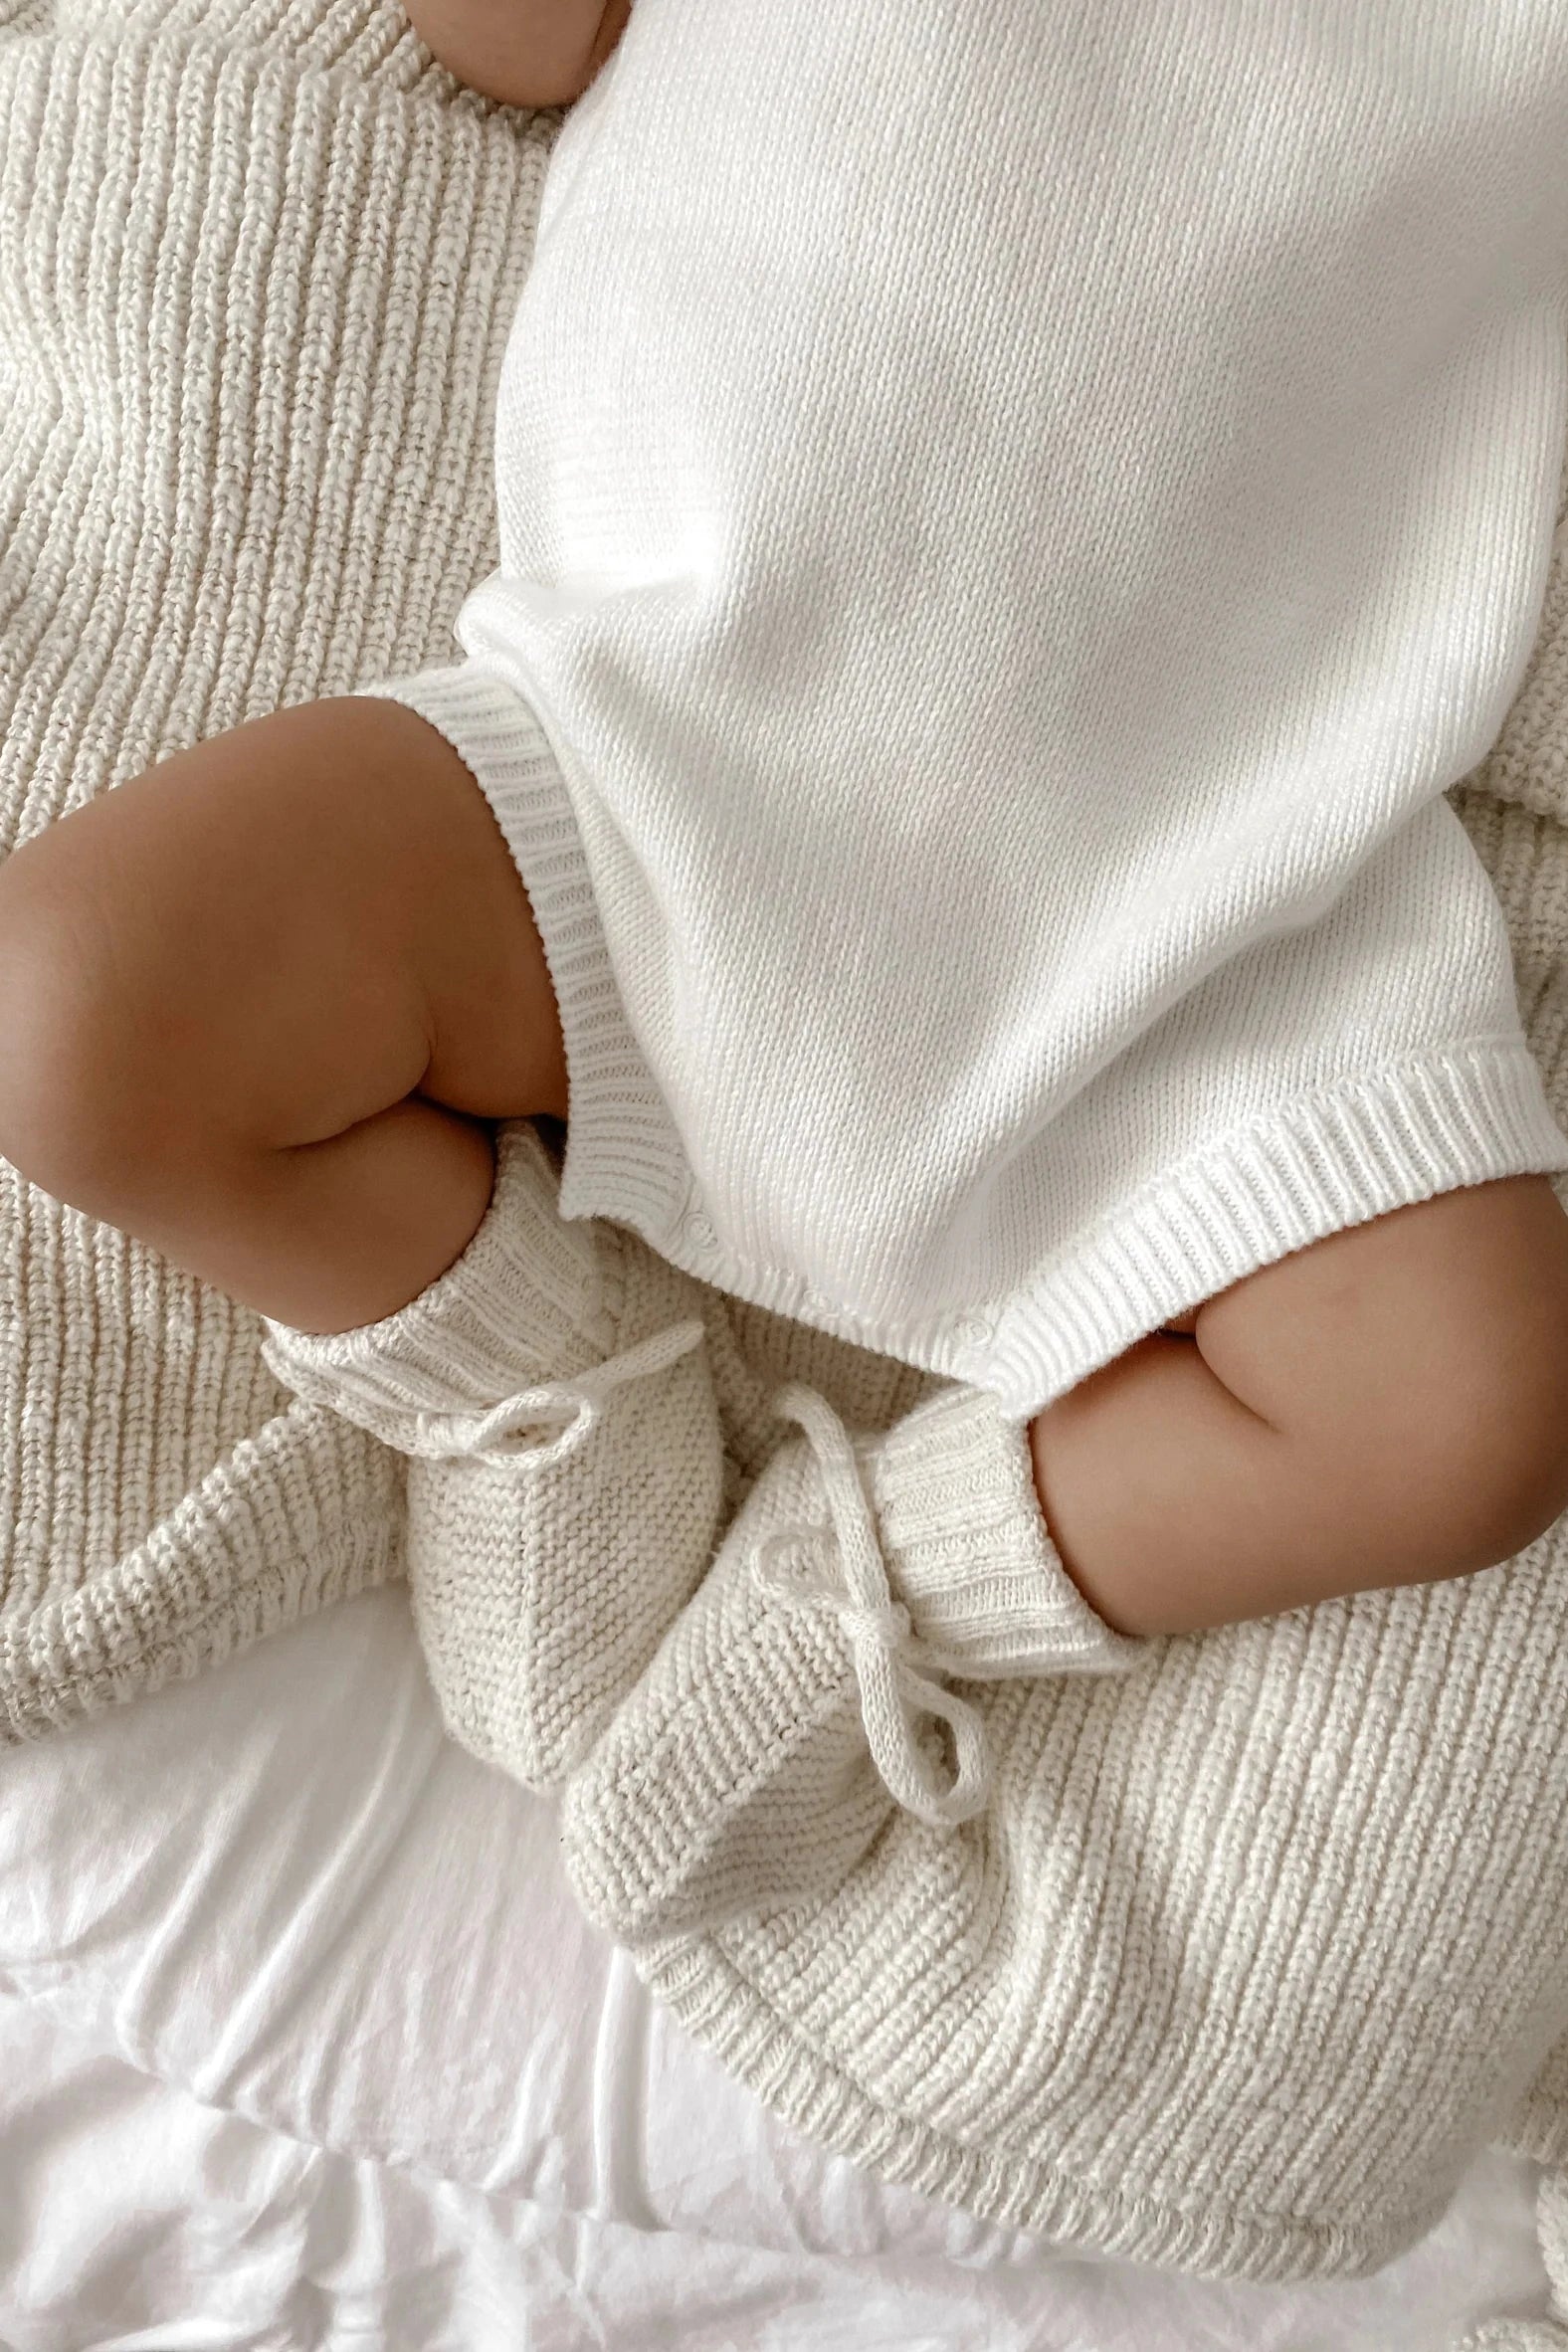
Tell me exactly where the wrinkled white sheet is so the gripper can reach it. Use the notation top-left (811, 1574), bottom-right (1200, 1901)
top-left (0, 1998), bottom-right (1551, 2352)
top-left (0, 1586), bottom-right (1553, 2346)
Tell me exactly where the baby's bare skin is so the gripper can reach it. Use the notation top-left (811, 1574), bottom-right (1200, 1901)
top-left (1, 696), bottom-right (1567, 1641)
top-left (1033, 1181), bottom-right (1568, 1633)
top-left (404, 0), bottom-right (631, 108)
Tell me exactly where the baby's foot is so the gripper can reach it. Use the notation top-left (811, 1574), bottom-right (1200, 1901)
top-left (261, 1120), bottom-right (725, 1786)
top-left (560, 1380), bottom-right (1143, 1943)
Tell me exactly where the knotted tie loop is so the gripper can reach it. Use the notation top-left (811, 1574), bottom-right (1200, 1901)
top-left (415, 1318), bottom-right (707, 1464)
top-left (754, 1382), bottom-right (990, 1830)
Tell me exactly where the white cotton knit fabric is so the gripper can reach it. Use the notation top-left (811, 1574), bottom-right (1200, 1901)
top-left (370, 0), bottom-right (1568, 1418)
top-left (12, 0), bottom-right (1568, 2300)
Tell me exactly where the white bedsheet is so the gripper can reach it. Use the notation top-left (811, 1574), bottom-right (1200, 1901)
top-left (0, 1585), bottom-right (1553, 2346)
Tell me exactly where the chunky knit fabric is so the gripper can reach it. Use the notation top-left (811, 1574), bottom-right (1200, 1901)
top-left (364, 0), bottom-right (1568, 1421)
top-left (258, 1126), bottom-right (1136, 1884)
top-left (8, 0), bottom-right (1568, 2299)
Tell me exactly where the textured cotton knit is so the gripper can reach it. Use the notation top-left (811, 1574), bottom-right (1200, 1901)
top-left (260, 1120), bottom-right (726, 1787)
top-left (12, 0), bottom-right (1568, 2304)
top-left (369, 0), bottom-right (1568, 1419)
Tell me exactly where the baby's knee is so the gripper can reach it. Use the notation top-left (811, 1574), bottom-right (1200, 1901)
top-left (1320, 1182), bottom-right (1568, 1578)
top-left (1411, 1377), bottom-right (1568, 1577)
top-left (1198, 1178), bottom-right (1568, 1583)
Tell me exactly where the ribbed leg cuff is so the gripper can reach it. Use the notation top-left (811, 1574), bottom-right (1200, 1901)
top-left (868, 1385), bottom-right (1145, 1678)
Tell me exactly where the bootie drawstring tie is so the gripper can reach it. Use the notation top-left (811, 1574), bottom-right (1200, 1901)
top-left (753, 1381), bottom-right (990, 1830)
top-left (412, 1319), bottom-right (707, 1465)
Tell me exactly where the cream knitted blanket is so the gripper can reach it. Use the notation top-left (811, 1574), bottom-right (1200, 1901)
top-left (5, 0), bottom-right (1568, 2309)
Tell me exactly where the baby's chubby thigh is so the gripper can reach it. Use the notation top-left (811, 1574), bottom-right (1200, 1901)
top-left (0, 696), bottom-right (566, 1320)
top-left (1194, 1173), bottom-right (1568, 1585)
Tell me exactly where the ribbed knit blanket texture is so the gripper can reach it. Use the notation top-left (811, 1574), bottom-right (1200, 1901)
top-left (5, 0), bottom-right (1568, 2316)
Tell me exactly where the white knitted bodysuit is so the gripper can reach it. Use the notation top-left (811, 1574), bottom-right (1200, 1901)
top-left (373, 0), bottom-right (1568, 1420)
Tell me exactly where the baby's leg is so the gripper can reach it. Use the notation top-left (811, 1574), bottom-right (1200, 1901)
top-left (1029, 1175), bottom-right (1568, 1634)
top-left (0, 698), bottom-right (566, 1333)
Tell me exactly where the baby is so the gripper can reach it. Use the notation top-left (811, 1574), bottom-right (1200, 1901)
top-left (1, 0), bottom-right (1567, 1655)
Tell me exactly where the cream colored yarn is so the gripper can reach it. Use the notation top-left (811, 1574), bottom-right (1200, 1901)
top-left (558, 1374), bottom-right (1143, 1943)
top-left (6, 0), bottom-right (1568, 2303)
top-left (260, 1119), bottom-right (725, 1785)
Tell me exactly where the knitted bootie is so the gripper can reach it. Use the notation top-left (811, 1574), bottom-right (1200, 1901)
top-left (559, 1377), bottom-right (1145, 1942)
top-left (260, 1120), bottom-right (725, 1785)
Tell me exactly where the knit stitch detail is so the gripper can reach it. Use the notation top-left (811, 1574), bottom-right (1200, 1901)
top-left (385, 0), bottom-right (1568, 1430)
top-left (637, 1034), bottom-right (1568, 1421)
top-left (361, 663), bottom-right (681, 1240)
top-left (259, 1117), bottom-right (726, 1787)
top-left (259, 1119), bottom-right (618, 1449)
top-left (1, 1400), bottom-right (402, 1741)
top-left (367, 671), bottom-right (1568, 1420)
top-left (634, 1928), bottom-right (1445, 2283)
top-left (560, 1431), bottom-right (907, 1941)
top-left (864, 1384), bottom-right (1144, 1678)
top-left (758, 1382), bottom-right (991, 1827)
